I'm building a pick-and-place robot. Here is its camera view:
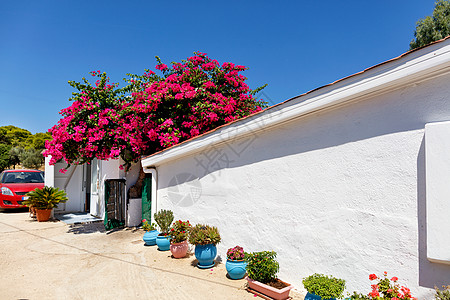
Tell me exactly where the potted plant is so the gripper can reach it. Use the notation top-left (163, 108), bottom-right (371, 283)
top-left (23, 186), bottom-right (68, 222)
top-left (245, 251), bottom-right (293, 300)
top-left (225, 245), bottom-right (247, 280)
top-left (169, 219), bottom-right (191, 258)
top-left (25, 199), bottom-right (37, 218)
top-left (302, 273), bottom-right (346, 300)
top-left (348, 272), bottom-right (416, 300)
top-left (434, 285), bottom-right (450, 300)
top-left (188, 224), bottom-right (221, 268)
top-left (142, 219), bottom-right (159, 246)
top-left (154, 209), bottom-right (174, 251)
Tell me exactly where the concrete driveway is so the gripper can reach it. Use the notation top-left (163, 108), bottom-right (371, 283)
top-left (0, 210), bottom-right (304, 300)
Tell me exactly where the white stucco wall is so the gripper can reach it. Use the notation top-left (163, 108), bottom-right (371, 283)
top-left (153, 72), bottom-right (450, 298)
top-left (45, 157), bottom-right (141, 219)
top-left (44, 156), bottom-right (84, 213)
top-left (93, 159), bottom-right (141, 220)
top-left (92, 159), bottom-right (124, 219)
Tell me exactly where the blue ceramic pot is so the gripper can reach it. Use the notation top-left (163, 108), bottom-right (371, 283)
top-left (143, 230), bottom-right (159, 246)
top-left (156, 235), bottom-right (171, 251)
top-left (305, 292), bottom-right (336, 300)
top-left (194, 244), bottom-right (217, 268)
top-left (225, 259), bottom-right (247, 279)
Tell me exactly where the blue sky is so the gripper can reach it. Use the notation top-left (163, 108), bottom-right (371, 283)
top-left (0, 0), bottom-right (437, 134)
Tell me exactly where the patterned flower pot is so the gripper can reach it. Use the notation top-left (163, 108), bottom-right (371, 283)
top-left (156, 235), bottom-right (171, 251)
top-left (246, 277), bottom-right (293, 300)
top-left (170, 240), bottom-right (189, 258)
top-left (194, 244), bottom-right (217, 268)
top-left (143, 230), bottom-right (159, 246)
top-left (226, 259), bottom-right (247, 279)
top-left (36, 209), bottom-right (52, 222)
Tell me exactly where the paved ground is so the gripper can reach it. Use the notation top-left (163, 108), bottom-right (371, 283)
top-left (0, 210), bottom-right (304, 300)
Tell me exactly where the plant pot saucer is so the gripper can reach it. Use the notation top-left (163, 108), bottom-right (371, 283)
top-left (197, 262), bottom-right (215, 269)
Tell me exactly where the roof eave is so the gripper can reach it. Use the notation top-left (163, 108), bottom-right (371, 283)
top-left (142, 37), bottom-right (450, 169)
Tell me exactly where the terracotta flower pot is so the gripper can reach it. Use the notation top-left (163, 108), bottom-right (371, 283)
top-left (36, 209), bottom-right (52, 222)
top-left (246, 277), bottom-right (293, 300)
top-left (170, 240), bottom-right (189, 258)
top-left (29, 206), bottom-right (36, 218)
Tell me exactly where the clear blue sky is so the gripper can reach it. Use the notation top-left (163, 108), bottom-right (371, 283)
top-left (0, 0), bottom-right (437, 134)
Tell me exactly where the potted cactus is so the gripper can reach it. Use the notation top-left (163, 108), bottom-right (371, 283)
top-left (154, 209), bottom-right (174, 251)
top-left (188, 224), bottom-right (221, 268)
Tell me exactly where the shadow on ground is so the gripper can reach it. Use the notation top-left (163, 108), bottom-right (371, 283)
top-left (0, 207), bottom-right (29, 213)
top-left (67, 223), bottom-right (142, 235)
top-left (67, 222), bottom-right (106, 234)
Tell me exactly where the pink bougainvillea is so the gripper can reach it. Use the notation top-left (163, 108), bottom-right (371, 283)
top-left (44, 52), bottom-right (267, 171)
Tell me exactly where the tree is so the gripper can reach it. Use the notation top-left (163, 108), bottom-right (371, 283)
top-left (24, 132), bottom-right (53, 150)
top-left (19, 148), bottom-right (44, 169)
top-left (0, 127), bottom-right (10, 144)
top-left (0, 143), bottom-right (12, 172)
top-left (44, 52), bottom-right (268, 171)
top-left (1, 125), bottom-right (31, 147)
top-left (0, 126), bottom-right (50, 170)
top-left (410, 0), bottom-right (450, 50)
top-left (8, 146), bottom-right (24, 169)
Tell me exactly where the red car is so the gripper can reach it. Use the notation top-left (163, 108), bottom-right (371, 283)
top-left (0, 169), bottom-right (45, 209)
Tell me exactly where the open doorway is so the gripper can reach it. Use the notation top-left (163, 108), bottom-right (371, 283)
top-left (83, 164), bottom-right (91, 212)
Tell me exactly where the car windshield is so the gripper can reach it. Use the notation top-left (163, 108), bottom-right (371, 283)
top-left (1, 172), bottom-right (44, 184)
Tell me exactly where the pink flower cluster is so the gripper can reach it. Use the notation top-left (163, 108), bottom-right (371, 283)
top-left (227, 245), bottom-right (245, 260)
top-left (44, 53), bottom-right (267, 171)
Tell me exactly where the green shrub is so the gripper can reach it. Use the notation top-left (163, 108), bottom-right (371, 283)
top-left (24, 186), bottom-right (68, 210)
top-left (435, 285), bottom-right (450, 300)
top-left (348, 291), bottom-right (370, 300)
top-left (153, 209), bottom-right (174, 235)
top-left (141, 219), bottom-right (156, 231)
top-left (246, 251), bottom-right (279, 284)
top-left (169, 220), bottom-right (191, 243)
top-left (188, 224), bottom-right (221, 245)
top-left (302, 273), bottom-right (346, 300)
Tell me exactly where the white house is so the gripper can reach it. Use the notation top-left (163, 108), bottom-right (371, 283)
top-left (141, 37), bottom-right (450, 297)
top-left (44, 157), bottom-right (144, 227)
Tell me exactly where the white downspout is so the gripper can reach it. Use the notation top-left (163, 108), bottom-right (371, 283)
top-left (143, 167), bottom-right (158, 218)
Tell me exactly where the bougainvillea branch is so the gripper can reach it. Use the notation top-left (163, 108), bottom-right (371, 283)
top-left (44, 52), bottom-right (268, 172)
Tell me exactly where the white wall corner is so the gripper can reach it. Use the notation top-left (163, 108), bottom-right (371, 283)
top-left (44, 156), bottom-right (55, 187)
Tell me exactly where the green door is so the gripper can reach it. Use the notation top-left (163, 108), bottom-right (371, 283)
top-left (141, 174), bottom-right (152, 222)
